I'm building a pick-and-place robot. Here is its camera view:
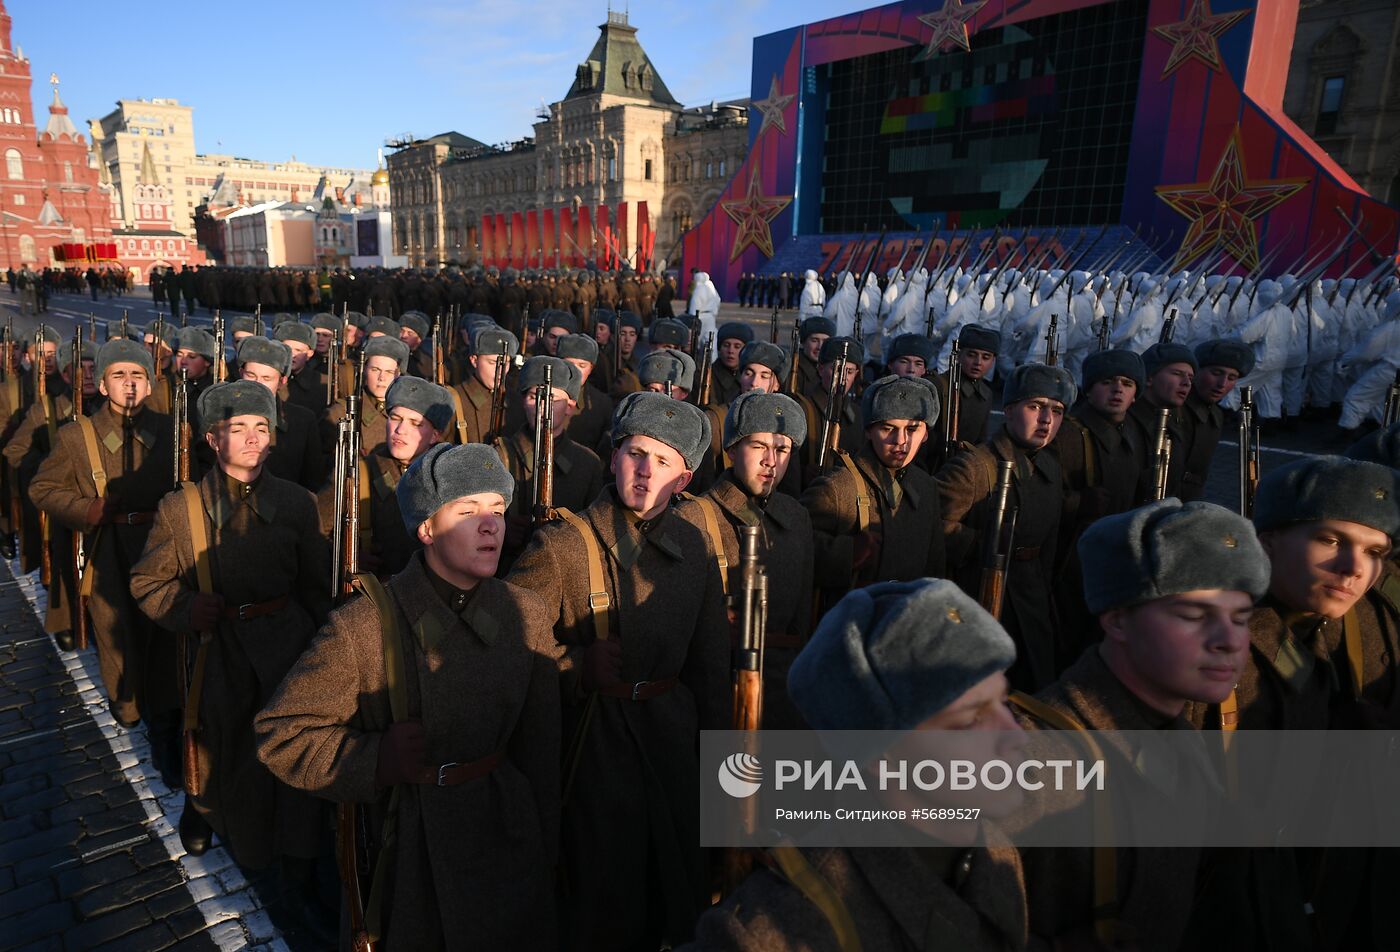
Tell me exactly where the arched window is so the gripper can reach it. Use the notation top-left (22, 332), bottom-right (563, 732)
top-left (18, 234), bottom-right (34, 262)
top-left (63, 162), bottom-right (72, 183)
top-left (2, 109), bottom-right (10, 123)
top-left (5, 149), bottom-right (22, 180)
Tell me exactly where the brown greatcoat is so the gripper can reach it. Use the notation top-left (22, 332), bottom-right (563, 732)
top-left (795, 383), bottom-right (864, 487)
top-left (4, 373), bottom-right (70, 571)
top-left (130, 466), bottom-right (329, 869)
top-left (1010, 647), bottom-right (1213, 952)
top-left (687, 836), bottom-right (1027, 952)
top-left (923, 371), bottom-right (995, 473)
top-left (675, 470), bottom-right (814, 729)
top-left (1125, 396), bottom-right (1187, 503)
top-left (30, 403), bottom-right (175, 723)
top-left (315, 445), bottom-right (421, 580)
top-left (5, 389), bottom-right (91, 634)
top-left (255, 555), bottom-right (560, 950)
top-left (803, 444), bottom-right (947, 604)
top-left (507, 487), bottom-right (729, 950)
top-left (497, 427), bottom-right (605, 569)
top-left (1177, 390), bottom-right (1225, 503)
top-left (566, 375), bottom-right (615, 454)
top-left (322, 391), bottom-right (390, 467)
top-left (282, 358), bottom-right (329, 418)
top-left (265, 398), bottom-right (325, 491)
top-left (935, 428), bottom-right (1062, 691)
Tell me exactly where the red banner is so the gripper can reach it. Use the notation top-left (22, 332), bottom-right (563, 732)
top-left (616, 202), bottom-right (628, 269)
top-left (525, 210), bottom-right (540, 269)
top-left (636, 201), bottom-right (650, 272)
top-left (541, 209), bottom-right (556, 268)
top-left (494, 213), bottom-right (508, 268)
top-left (577, 207), bottom-right (593, 266)
top-left (595, 205), bottom-right (610, 267)
top-left (480, 214), bottom-right (495, 267)
top-left (509, 211), bottom-right (526, 269)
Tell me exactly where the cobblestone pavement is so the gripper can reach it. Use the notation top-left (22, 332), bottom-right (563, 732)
top-left (0, 557), bottom-right (318, 951)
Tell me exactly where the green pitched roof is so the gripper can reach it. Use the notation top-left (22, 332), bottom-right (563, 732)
top-left (564, 12), bottom-right (679, 106)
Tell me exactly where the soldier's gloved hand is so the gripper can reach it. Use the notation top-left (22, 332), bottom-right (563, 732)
top-left (376, 719), bottom-right (430, 787)
top-left (188, 593), bottom-right (225, 632)
top-left (84, 496), bottom-right (119, 528)
top-left (851, 530), bottom-right (882, 571)
top-left (581, 639), bottom-right (623, 693)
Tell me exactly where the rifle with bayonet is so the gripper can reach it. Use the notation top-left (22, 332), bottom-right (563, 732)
top-left (1044, 314), bottom-right (1060, 367)
top-left (723, 525), bottom-right (767, 896)
top-left (487, 340), bottom-right (510, 443)
top-left (532, 364), bottom-right (556, 525)
top-left (814, 340), bottom-right (851, 472)
top-left (327, 326), bottom-right (341, 406)
top-left (978, 460), bottom-right (1017, 619)
top-left (173, 368), bottom-right (191, 487)
top-left (1158, 307), bottom-right (1178, 344)
top-left (35, 327), bottom-right (50, 588)
top-left (432, 315), bottom-right (445, 386)
top-left (786, 321), bottom-right (802, 395)
top-left (695, 334), bottom-right (715, 407)
top-left (770, 302), bottom-right (780, 344)
top-left (4, 319), bottom-right (19, 561)
top-left (72, 326), bottom-right (88, 650)
top-left (1238, 386), bottom-right (1260, 518)
top-left (1384, 372), bottom-right (1400, 428)
top-left (213, 312), bottom-right (226, 382)
top-left (943, 339), bottom-right (963, 456)
top-left (1150, 407), bottom-right (1173, 501)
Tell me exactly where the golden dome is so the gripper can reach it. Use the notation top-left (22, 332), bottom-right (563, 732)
top-left (372, 167), bottom-right (389, 186)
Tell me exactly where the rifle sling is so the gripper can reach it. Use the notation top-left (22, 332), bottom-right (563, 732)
top-left (179, 482), bottom-right (215, 735)
top-left (73, 417), bottom-right (108, 598)
top-left (836, 451), bottom-right (873, 534)
top-left (681, 493), bottom-right (730, 597)
top-left (447, 386), bottom-right (470, 444)
top-left (1008, 691), bottom-right (1126, 947)
top-left (767, 841), bottom-right (863, 952)
top-left (350, 571), bottom-right (409, 943)
top-left (556, 507), bottom-right (611, 644)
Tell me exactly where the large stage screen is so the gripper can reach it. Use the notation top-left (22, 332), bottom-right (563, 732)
top-left (818, 0), bottom-right (1150, 233)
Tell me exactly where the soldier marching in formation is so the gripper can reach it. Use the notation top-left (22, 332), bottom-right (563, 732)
top-left (4, 246), bottom-right (1400, 951)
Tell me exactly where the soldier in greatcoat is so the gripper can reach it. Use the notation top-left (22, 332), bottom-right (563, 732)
top-left (129, 380), bottom-right (329, 900)
top-left (803, 374), bottom-right (947, 611)
top-left (29, 341), bottom-right (177, 757)
top-left (236, 337), bottom-right (324, 491)
top-left (936, 364), bottom-right (1073, 692)
top-left (256, 442), bottom-right (560, 950)
top-left (508, 391), bottom-right (728, 950)
top-left (688, 578), bottom-right (1029, 951)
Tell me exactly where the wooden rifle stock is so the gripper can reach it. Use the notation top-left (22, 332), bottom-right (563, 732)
top-left (339, 396), bottom-right (362, 600)
top-left (978, 461), bottom-right (1015, 619)
top-left (432, 317), bottom-right (445, 386)
top-left (696, 334), bottom-right (715, 406)
top-left (173, 369), bottom-right (191, 486)
top-left (488, 341), bottom-right (509, 441)
top-left (724, 528), bottom-right (766, 896)
top-left (213, 312), bottom-right (226, 382)
top-left (815, 341), bottom-right (850, 471)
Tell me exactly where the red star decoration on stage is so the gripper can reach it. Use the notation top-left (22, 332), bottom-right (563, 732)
top-left (752, 75), bottom-right (796, 138)
top-left (913, 0), bottom-right (989, 58)
top-left (1151, 0), bottom-right (1250, 78)
top-left (721, 170), bottom-right (793, 262)
top-left (1156, 128), bottom-right (1309, 272)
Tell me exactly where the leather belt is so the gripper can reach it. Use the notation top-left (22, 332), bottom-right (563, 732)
top-left (115, 510), bottom-right (156, 525)
top-left (1011, 546), bottom-right (1041, 562)
top-left (598, 676), bottom-right (679, 701)
top-left (220, 595), bottom-right (289, 621)
top-left (430, 750), bottom-right (505, 787)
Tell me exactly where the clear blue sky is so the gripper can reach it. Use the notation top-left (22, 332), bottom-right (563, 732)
top-left (11, 0), bottom-right (865, 170)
